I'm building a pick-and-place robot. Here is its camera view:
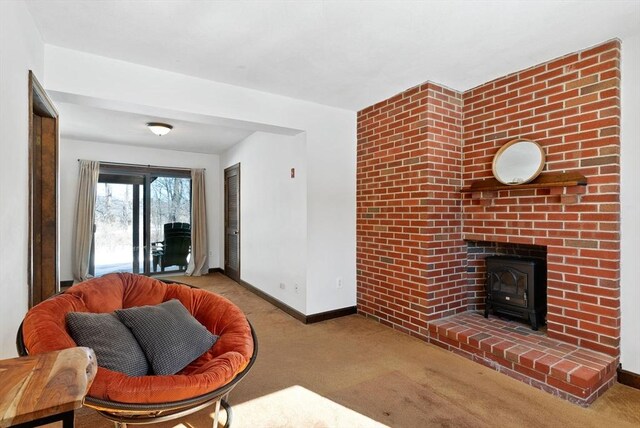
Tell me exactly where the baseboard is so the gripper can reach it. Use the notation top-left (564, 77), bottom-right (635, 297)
top-left (235, 278), bottom-right (356, 324)
top-left (618, 365), bottom-right (640, 390)
top-left (236, 279), bottom-right (307, 322)
top-left (305, 306), bottom-right (358, 324)
top-left (208, 267), bottom-right (224, 274)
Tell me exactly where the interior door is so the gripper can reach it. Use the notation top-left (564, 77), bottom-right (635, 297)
top-left (29, 72), bottom-right (59, 307)
top-left (224, 164), bottom-right (240, 282)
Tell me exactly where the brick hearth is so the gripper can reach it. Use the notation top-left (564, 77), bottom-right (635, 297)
top-left (427, 313), bottom-right (617, 406)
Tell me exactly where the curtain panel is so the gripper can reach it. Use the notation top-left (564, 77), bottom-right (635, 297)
top-left (72, 160), bottom-right (100, 283)
top-left (186, 168), bottom-right (208, 276)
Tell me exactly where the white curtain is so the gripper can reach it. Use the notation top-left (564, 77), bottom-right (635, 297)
top-left (72, 160), bottom-right (100, 283)
top-left (186, 168), bottom-right (208, 276)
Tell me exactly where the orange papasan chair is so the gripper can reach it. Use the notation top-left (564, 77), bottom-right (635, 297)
top-left (17, 273), bottom-right (257, 428)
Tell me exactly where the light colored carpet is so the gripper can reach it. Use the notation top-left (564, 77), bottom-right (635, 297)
top-left (67, 273), bottom-right (639, 428)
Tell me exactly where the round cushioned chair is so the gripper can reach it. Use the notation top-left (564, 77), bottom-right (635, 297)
top-left (17, 273), bottom-right (257, 428)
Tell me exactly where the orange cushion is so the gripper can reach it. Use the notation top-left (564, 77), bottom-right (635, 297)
top-left (22, 273), bottom-right (254, 404)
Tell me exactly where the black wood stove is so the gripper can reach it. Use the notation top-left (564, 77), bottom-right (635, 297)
top-left (484, 256), bottom-right (547, 330)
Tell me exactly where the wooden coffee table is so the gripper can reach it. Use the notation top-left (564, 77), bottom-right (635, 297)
top-left (0, 347), bottom-right (97, 428)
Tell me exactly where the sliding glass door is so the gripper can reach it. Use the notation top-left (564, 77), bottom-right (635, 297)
top-left (92, 165), bottom-right (191, 277)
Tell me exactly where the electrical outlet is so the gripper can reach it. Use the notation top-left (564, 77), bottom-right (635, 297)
top-left (209, 250), bottom-right (213, 256)
top-left (294, 283), bottom-right (300, 293)
top-left (279, 282), bottom-right (286, 290)
top-left (336, 277), bottom-right (342, 289)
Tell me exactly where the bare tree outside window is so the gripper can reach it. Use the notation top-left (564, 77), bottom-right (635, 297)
top-left (94, 183), bottom-right (135, 274)
top-left (150, 177), bottom-right (191, 243)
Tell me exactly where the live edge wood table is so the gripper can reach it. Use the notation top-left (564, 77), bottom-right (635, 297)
top-left (0, 347), bottom-right (97, 428)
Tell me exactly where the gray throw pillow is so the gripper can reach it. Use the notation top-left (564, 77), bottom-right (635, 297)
top-left (66, 312), bottom-right (149, 377)
top-left (115, 299), bottom-right (218, 375)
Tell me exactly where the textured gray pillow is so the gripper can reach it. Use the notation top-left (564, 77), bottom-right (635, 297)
top-left (115, 299), bottom-right (218, 375)
top-left (66, 312), bottom-right (149, 377)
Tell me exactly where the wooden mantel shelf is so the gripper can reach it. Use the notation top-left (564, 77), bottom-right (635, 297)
top-left (460, 171), bottom-right (587, 193)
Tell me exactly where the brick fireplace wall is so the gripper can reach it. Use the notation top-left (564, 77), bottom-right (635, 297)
top-left (462, 40), bottom-right (621, 357)
top-left (357, 83), bottom-right (466, 340)
top-left (357, 40), bottom-right (621, 357)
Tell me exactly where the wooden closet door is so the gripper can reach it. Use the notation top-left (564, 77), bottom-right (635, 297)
top-left (30, 114), bottom-right (58, 306)
top-left (29, 71), bottom-right (59, 307)
top-left (224, 164), bottom-right (240, 282)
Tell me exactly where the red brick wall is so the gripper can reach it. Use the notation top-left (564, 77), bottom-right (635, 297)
top-left (357, 82), bottom-right (465, 340)
top-left (462, 40), bottom-right (621, 356)
top-left (357, 39), bottom-right (621, 357)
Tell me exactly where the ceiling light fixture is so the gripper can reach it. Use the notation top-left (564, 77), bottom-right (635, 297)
top-left (146, 122), bottom-right (173, 136)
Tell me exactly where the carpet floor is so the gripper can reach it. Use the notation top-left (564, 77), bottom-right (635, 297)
top-left (69, 273), bottom-right (639, 428)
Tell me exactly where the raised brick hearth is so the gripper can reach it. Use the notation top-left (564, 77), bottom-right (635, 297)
top-left (428, 313), bottom-right (617, 406)
top-left (356, 39), bottom-right (621, 404)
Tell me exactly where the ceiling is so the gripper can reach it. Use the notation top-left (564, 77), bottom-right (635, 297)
top-left (48, 90), bottom-right (300, 154)
top-left (55, 102), bottom-right (255, 154)
top-left (27, 1), bottom-right (638, 155)
top-left (26, 0), bottom-right (640, 111)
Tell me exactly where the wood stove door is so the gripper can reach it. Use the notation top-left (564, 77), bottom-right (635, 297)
top-left (488, 267), bottom-right (528, 308)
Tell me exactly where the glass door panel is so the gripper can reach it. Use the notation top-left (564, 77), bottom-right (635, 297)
top-left (94, 180), bottom-right (143, 276)
top-left (150, 176), bottom-right (192, 273)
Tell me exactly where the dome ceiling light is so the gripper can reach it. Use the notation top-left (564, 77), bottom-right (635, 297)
top-left (146, 122), bottom-right (173, 136)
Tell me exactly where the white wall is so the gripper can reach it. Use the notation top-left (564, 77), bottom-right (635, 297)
top-left (58, 139), bottom-right (221, 281)
top-left (304, 115), bottom-right (357, 314)
top-left (0, 0), bottom-right (44, 358)
top-left (620, 33), bottom-right (640, 374)
top-left (44, 46), bottom-right (357, 316)
top-left (222, 132), bottom-right (307, 313)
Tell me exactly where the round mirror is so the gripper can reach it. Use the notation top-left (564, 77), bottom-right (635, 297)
top-left (492, 139), bottom-right (545, 185)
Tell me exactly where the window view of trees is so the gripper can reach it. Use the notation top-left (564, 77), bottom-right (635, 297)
top-left (95, 183), bottom-right (134, 230)
top-left (94, 183), bottom-right (138, 275)
top-left (93, 176), bottom-right (191, 276)
top-left (150, 177), bottom-right (191, 243)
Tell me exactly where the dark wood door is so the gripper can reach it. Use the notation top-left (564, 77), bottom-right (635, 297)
top-left (224, 164), bottom-right (240, 282)
top-left (29, 72), bottom-right (59, 307)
